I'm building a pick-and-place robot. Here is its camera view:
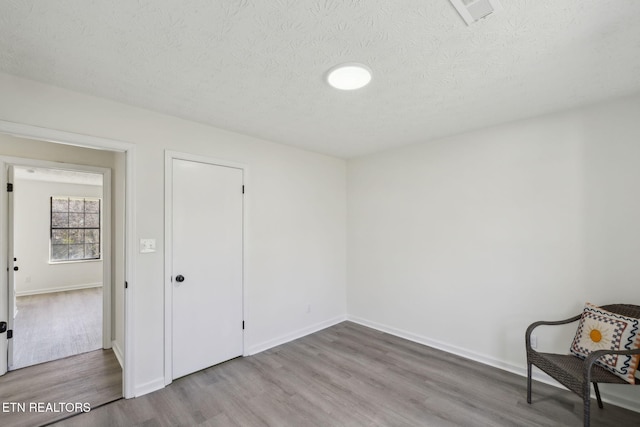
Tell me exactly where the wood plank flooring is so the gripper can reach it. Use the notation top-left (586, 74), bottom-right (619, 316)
top-left (53, 322), bottom-right (639, 427)
top-left (13, 288), bottom-right (102, 369)
top-left (0, 349), bottom-right (122, 427)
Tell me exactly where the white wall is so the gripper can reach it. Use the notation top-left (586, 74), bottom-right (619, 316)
top-left (347, 94), bottom-right (640, 411)
top-left (0, 72), bottom-right (347, 395)
top-left (14, 178), bottom-right (103, 295)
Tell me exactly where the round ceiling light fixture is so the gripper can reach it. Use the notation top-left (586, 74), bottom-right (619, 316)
top-left (326, 63), bottom-right (372, 90)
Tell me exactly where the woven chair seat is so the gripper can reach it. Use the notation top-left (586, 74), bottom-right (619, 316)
top-left (534, 352), bottom-right (633, 388)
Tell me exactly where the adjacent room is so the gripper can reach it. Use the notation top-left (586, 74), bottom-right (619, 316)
top-left (11, 167), bottom-right (104, 370)
top-left (0, 1), bottom-right (639, 426)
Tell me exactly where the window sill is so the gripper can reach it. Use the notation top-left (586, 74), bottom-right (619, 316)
top-left (48, 259), bottom-right (103, 265)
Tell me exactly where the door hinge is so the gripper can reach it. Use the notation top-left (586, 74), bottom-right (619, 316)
top-left (242, 321), bottom-right (245, 330)
top-left (125, 281), bottom-right (128, 289)
top-left (242, 185), bottom-right (245, 194)
top-left (7, 330), bottom-right (13, 339)
top-left (7, 183), bottom-right (13, 192)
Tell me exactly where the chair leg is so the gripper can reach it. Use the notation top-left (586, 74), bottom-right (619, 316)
top-left (527, 362), bottom-right (532, 404)
top-left (584, 383), bottom-right (591, 427)
top-left (593, 382), bottom-right (603, 409)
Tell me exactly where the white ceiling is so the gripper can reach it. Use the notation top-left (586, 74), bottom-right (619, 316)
top-left (1, 0), bottom-right (639, 158)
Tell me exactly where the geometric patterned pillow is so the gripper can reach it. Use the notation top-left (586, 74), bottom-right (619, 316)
top-left (570, 302), bottom-right (640, 384)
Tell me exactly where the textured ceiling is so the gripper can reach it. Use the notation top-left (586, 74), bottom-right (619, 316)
top-left (1, 0), bottom-right (639, 158)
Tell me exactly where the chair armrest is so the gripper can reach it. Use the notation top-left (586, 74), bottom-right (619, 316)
top-left (525, 314), bottom-right (582, 350)
top-left (583, 348), bottom-right (640, 381)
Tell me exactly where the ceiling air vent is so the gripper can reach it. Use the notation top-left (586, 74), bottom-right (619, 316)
top-left (449, 0), bottom-right (503, 25)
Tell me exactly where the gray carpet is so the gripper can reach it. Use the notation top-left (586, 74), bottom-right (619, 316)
top-left (12, 288), bottom-right (102, 370)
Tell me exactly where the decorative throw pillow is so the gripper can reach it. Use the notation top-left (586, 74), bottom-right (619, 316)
top-left (570, 302), bottom-right (640, 384)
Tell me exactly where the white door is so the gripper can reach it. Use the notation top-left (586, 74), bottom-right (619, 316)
top-left (6, 165), bottom-right (15, 370)
top-left (0, 165), bottom-right (15, 375)
top-left (171, 159), bottom-right (243, 379)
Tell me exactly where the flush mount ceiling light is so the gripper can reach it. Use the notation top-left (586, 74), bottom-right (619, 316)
top-left (326, 63), bottom-right (372, 90)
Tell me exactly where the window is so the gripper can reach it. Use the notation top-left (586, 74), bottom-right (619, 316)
top-left (50, 196), bottom-right (101, 262)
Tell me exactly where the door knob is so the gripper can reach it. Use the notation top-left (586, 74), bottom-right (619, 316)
top-left (13, 266), bottom-right (18, 271)
top-left (175, 275), bottom-right (185, 283)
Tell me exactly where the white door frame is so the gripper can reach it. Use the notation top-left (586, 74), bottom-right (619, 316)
top-left (0, 119), bottom-right (136, 399)
top-left (2, 157), bottom-right (112, 362)
top-left (164, 150), bottom-right (248, 386)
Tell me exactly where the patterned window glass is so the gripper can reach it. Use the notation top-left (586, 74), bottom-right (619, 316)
top-left (50, 197), bottom-right (101, 262)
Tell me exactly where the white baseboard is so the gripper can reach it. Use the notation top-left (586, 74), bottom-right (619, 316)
top-left (134, 377), bottom-right (165, 398)
top-left (347, 315), bottom-right (640, 414)
top-left (247, 315), bottom-right (347, 356)
top-left (347, 315), bottom-right (525, 374)
top-left (16, 282), bottom-right (103, 297)
top-left (112, 340), bottom-right (124, 369)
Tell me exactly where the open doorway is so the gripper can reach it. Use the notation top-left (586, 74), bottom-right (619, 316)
top-left (0, 126), bottom-right (134, 424)
top-left (0, 120), bottom-right (137, 398)
top-left (11, 166), bottom-right (106, 369)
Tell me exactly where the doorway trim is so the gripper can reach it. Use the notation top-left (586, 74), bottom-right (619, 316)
top-left (2, 158), bottom-right (112, 366)
top-left (164, 150), bottom-right (248, 386)
top-left (0, 119), bottom-right (136, 399)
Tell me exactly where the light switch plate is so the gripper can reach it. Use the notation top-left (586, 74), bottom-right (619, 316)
top-left (140, 238), bottom-right (156, 253)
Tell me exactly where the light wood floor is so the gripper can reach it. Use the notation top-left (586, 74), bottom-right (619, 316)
top-left (53, 322), bottom-right (638, 427)
top-left (13, 288), bottom-right (102, 369)
top-left (0, 349), bottom-right (122, 427)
